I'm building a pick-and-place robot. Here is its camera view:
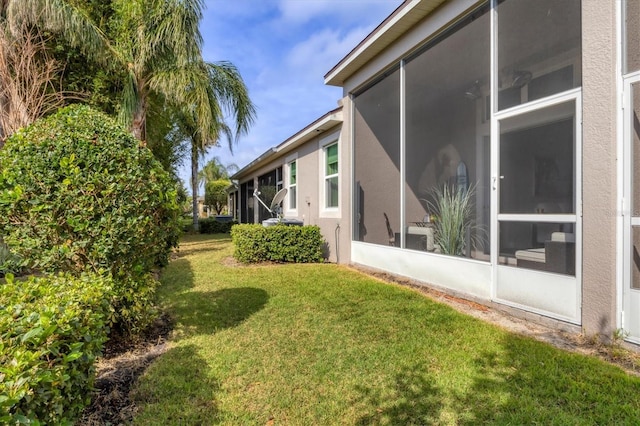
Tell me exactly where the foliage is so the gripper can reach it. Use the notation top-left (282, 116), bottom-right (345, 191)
top-left (0, 272), bottom-right (112, 425)
top-left (145, 95), bottom-right (190, 179)
top-left (205, 179), bottom-right (231, 215)
top-left (198, 218), bottom-right (237, 235)
top-left (425, 184), bottom-right (484, 256)
top-left (198, 156), bottom-right (238, 188)
top-left (231, 224), bottom-right (324, 264)
top-left (0, 104), bottom-right (181, 332)
top-left (0, 239), bottom-right (22, 278)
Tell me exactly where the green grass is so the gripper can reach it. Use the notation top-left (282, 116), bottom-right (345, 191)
top-left (131, 234), bottom-right (640, 425)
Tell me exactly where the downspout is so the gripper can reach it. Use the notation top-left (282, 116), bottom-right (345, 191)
top-left (335, 223), bottom-right (340, 263)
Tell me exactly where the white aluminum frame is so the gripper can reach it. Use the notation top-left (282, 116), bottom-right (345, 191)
top-left (285, 153), bottom-right (298, 215)
top-left (618, 0), bottom-right (640, 344)
top-left (621, 71), bottom-right (640, 344)
top-left (319, 131), bottom-right (341, 218)
top-left (492, 89), bottom-right (582, 324)
top-left (349, 0), bottom-right (583, 323)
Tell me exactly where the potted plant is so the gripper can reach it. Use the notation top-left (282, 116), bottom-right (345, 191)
top-left (424, 183), bottom-right (484, 257)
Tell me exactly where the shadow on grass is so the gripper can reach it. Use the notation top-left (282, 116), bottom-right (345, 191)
top-left (351, 335), bottom-right (640, 424)
top-left (130, 344), bottom-right (223, 424)
top-left (456, 335), bottom-right (640, 424)
top-left (132, 254), bottom-right (269, 423)
top-left (157, 258), bottom-right (196, 296)
top-left (174, 245), bottom-right (226, 258)
top-left (162, 257), bottom-right (269, 337)
top-left (353, 364), bottom-right (444, 425)
top-left (172, 287), bottom-right (269, 337)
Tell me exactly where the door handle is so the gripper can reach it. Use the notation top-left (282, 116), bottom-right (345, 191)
top-left (492, 176), bottom-right (504, 190)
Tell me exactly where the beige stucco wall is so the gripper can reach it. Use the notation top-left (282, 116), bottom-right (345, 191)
top-left (581, 1), bottom-right (618, 338)
top-left (235, 122), bottom-right (351, 264)
top-left (293, 123), bottom-right (351, 264)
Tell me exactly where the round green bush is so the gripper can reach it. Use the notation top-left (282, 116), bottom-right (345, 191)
top-left (0, 105), bottom-right (181, 332)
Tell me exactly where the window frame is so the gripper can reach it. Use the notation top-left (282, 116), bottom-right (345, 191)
top-left (320, 131), bottom-right (341, 217)
top-left (285, 153), bottom-right (298, 214)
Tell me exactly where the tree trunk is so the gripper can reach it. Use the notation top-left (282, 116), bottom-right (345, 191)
top-left (131, 97), bottom-right (147, 143)
top-left (191, 142), bottom-right (199, 232)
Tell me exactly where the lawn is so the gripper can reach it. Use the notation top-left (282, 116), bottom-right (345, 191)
top-left (131, 234), bottom-right (640, 425)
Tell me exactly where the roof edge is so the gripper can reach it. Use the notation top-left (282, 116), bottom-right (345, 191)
top-left (324, 0), bottom-right (447, 87)
top-left (232, 106), bottom-right (343, 180)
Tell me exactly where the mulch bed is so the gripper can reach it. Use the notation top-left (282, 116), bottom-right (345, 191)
top-left (78, 313), bottom-right (173, 425)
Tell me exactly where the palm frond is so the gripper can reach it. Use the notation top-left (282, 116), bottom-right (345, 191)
top-left (148, 60), bottom-right (251, 149)
top-left (6, 0), bottom-right (117, 64)
top-left (118, 70), bottom-right (139, 130)
top-left (151, 0), bottom-right (203, 64)
top-left (207, 61), bottom-right (256, 138)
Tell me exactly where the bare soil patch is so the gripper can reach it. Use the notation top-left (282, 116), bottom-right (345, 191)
top-left (221, 255), bottom-right (242, 267)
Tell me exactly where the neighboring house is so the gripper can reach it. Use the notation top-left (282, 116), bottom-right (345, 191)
top-left (230, 107), bottom-right (349, 263)
top-left (196, 197), bottom-right (209, 219)
top-left (236, 0), bottom-right (640, 347)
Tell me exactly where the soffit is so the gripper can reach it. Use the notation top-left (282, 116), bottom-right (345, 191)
top-left (324, 0), bottom-right (448, 87)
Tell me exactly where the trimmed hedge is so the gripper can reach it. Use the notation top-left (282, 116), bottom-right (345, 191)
top-left (0, 273), bottom-right (112, 425)
top-left (0, 105), bottom-right (181, 333)
top-left (231, 224), bottom-right (324, 263)
top-left (199, 218), bottom-right (237, 234)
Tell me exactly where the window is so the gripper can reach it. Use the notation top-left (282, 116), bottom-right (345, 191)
top-left (324, 143), bottom-right (339, 208)
top-left (288, 160), bottom-right (297, 210)
top-left (276, 166), bottom-right (283, 191)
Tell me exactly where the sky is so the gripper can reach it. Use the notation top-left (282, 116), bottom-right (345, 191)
top-left (180, 0), bottom-right (403, 192)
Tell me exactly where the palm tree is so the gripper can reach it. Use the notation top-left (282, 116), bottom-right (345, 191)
top-left (6, 0), bottom-right (255, 231)
top-left (6, 0), bottom-right (254, 147)
top-left (198, 156), bottom-right (239, 189)
top-left (175, 61), bottom-right (253, 230)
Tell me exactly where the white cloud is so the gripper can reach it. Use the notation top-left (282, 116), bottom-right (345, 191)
top-left (180, 1), bottom-right (403, 190)
top-left (278, 0), bottom-right (400, 26)
top-left (286, 26), bottom-right (375, 80)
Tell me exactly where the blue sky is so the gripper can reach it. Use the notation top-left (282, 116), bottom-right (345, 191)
top-left (180, 0), bottom-right (402, 191)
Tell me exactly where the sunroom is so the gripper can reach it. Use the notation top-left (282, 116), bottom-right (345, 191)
top-left (328, 0), bottom-right (583, 324)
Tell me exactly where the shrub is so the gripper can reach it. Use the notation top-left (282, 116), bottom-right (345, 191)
top-left (0, 273), bottom-right (112, 425)
top-left (204, 179), bottom-right (231, 215)
top-left (231, 224), bottom-right (324, 263)
top-left (199, 218), bottom-right (237, 234)
top-left (0, 105), bottom-right (181, 332)
top-left (0, 240), bottom-right (23, 278)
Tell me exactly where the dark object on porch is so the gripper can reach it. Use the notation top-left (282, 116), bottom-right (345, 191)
top-left (384, 212), bottom-right (395, 246)
top-left (515, 232), bottom-right (575, 275)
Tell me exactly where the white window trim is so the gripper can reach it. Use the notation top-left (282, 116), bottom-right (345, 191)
top-left (285, 153), bottom-right (298, 214)
top-left (276, 166), bottom-right (283, 191)
top-left (319, 131), bottom-right (341, 218)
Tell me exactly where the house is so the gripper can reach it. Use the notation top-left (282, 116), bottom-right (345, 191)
top-left (236, 0), bottom-right (640, 347)
top-left (230, 107), bottom-right (349, 263)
